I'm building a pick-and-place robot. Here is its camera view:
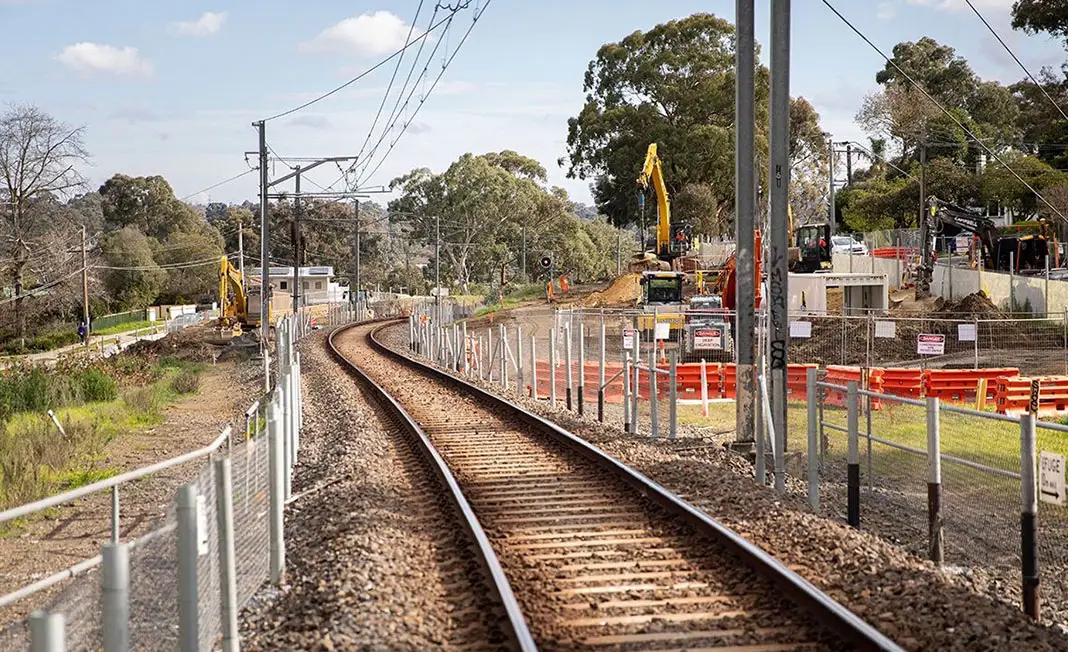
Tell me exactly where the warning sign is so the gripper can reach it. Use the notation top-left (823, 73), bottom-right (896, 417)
top-left (1040, 451), bottom-right (1066, 506)
top-left (693, 328), bottom-right (723, 350)
top-left (622, 328), bottom-right (636, 350)
top-left (916, 333), bottom-right (945, 355)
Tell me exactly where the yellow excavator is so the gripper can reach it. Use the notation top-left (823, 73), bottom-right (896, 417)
top-left (633, 144), bottom-right (687, 343)
top-left (206, 256), bottom-right (270, 345)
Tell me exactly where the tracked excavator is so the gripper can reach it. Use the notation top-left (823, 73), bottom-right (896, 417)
top-left (206, 256), bottom-right (271, 345)
top-left (915, 196), bottom-right (1059, 299)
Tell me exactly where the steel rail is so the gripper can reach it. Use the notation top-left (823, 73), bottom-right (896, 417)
top-left (366, 319), bottom-right (905, 652)
top-left (326, 323), bottom-right (537, 652)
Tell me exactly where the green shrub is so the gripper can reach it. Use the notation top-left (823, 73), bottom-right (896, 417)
top-left (79, 369), bottom-right (119, 403)
top-left (123, 387), bottom-right (161, 419)
top-left (171, 371), bottom-right (201, 396)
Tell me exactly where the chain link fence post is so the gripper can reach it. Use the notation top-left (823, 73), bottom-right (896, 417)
top-left (268, 397), bottom-right (286, 585)
top-left (926, 397), bottom-right (943, 566)
top-left (214, 457), bottom-right (239, 652)
top-left (101, 543), bottom-right (129, 652)
top-left (176, 484), bottom-right (200, 652)
top-left (807, 367), bottom-right (819, 512)
top-left (847, 381), bottom-right (860, 529)
top-left (29, 611), bottom-right (64, 652)
top-left (1021, 412), bottom-right (1039, 620)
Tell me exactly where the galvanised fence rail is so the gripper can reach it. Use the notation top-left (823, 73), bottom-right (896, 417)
top-left (0, 311), bottom-right (324, 651)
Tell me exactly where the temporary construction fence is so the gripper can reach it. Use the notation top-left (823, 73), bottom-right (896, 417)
top-left (0, 311), bottom-right (316, 651)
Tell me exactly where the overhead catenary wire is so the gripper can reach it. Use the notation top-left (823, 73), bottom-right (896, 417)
top-left (353, 0), bottom-right (429, 166)
top-left (259, 6), bottom-right (470, 123)
top-left (355, 0), bottom-right (492, 188)
top-left (821, 0), bottom-right (1068, 223)
top-left (179, 169), bottom-right (258, 202)
top-left (964, 0), bottom-right (1068, 126)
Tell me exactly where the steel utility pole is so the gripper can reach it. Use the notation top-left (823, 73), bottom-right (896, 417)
top-left (292, 165), bottom-right (302, 314)
top-left (845, 142), bottom-right (853, 187)
top-left (827, 135), bottom-right (836, 234)
top-left (769, 0), bottom-right (791, 455)
top-left (255, 121), bottom-right (270, 358)
top-left (81, 226), bottom-right (89, 342)
top-left (434, 214), bottom-right (441, 325)
top-left (734, 0), bottom-right (757, 446)
top-left (237, 215), bottom-right (245, 281)
top-left (354, 199), bottom-right (361, 318)
top-left (919, 141), bottom-right (927, 228)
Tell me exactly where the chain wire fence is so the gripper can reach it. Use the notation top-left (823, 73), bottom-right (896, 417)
top-left (0, 308), bottom-right (318, 651)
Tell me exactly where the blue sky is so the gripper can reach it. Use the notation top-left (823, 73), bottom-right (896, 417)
top-left (0, 0), bottom-right (1064, 207)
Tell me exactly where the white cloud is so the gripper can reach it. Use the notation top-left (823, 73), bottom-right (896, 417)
top-left (173, 11), bottom-right (228, 37)
top-left (876, 2), bottom-right (896, 19)
top-left (56, 43), bottom-right (153, 79)
top-left (287, 114), bottom-right (333, 130)
top-left (300, 11), bottom-right (425, 57)
top-left (905, 0), bottom-right (1014, 11)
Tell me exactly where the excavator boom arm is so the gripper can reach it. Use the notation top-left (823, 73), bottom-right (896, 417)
top-left (637, 143), bottom-right (671, 259)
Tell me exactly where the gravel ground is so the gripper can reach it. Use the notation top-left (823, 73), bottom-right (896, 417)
top-left (238, 329), bottom-right (508, 651)
top-left (377, 321), bottom-right (1068, 651)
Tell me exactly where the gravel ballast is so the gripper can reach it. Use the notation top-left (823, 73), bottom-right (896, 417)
top-left (238, 330), bottom-right (507, 651)
top-left (377, 321), bottom-right (1068, 651)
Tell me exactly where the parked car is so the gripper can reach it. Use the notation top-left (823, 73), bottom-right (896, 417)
top-left (831, 235), bottom-right (868, 256)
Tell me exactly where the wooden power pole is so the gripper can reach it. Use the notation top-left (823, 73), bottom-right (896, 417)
top-left (81, 226), bottom-right (89, 343)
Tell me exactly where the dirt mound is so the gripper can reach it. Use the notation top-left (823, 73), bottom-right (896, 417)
top-left (124, 325), bottom-right (236, 363)
top-left (936, 291), bottom-right (1004, 317)
top-left (580, 273), bottom-right (640, 308)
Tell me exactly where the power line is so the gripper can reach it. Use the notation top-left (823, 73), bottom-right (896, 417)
top-left (353, 0), bottom-right (428, 166)
top-left (260, 7), bottom-right (468, 123)
top-left (179, 169), bottom-right (257, 202)
top-left (821, 0), bottom-right (1068, 223)
top-left (354, 1), bottom-right (491, 188)
top-left (964, 0), bottom-right (1068, 126)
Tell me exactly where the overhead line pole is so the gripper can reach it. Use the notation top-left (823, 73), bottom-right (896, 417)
top-left (769, 0), bottom-right (791, 454)
top-left (735, 0), bottom-right (757, 446)
top-left (81, 226), bottom-right (89, 342)
top-left (292, 166), bottom-right (302, 315)
top-left (255, 121), bottom-right (270, 386)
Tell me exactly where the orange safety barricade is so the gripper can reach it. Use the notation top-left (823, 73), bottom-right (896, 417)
top-left (787, 364), bottom-right (818, 400)
top-left (996, 376), bottom-right (1068, 416)
top-left (880, 368), bottom-right (924, 400)
top-left (671, 362), bottom-right (724, 399)
top-left (823, 366), bottom-right (863, 407)
top-left (722, 364), bottom-right (738, 400)
top-left (924, 368), bottom-right (1019, 404)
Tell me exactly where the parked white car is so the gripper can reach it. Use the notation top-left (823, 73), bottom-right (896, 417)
top-left (831, 235), bottom-right (868, 256)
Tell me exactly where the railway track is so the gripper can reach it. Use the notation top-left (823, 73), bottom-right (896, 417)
top-left (328, 320), bottom-right (903, 652)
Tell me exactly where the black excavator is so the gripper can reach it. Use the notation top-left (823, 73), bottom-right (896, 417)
top-left (915, 196), bottom-right (1058, 299)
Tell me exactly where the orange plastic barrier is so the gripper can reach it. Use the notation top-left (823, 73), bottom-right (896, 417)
top-left (924, 368), bottom-right (1019, 404)
top-left (880, 368), bottom-right (925, 400)
top-left (996, 376), bottom-right (1068, 416)
top-left (722, 364), bottom-right (738, 400)
top-left (787, 364), bottom-right (818, 400)
top-left (823, 366), bottom-right (863, 407)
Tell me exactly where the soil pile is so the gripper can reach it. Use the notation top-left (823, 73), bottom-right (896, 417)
top-left (935, 291), bottom-right (1004, 318)
top-left (580, 273), bottom-right (640, 308)
top-left (125, 325), bottom-right (243, 363)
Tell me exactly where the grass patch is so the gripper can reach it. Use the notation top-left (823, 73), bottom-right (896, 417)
top-left (472, 283), bottom-right (545, 318)
top-left (91, 320), bottom-right (156, 337)
top-left (0, 356), bottom-right (207, 509)
top-left (0, 331), bottom-right (81, 355)
top-left (171, 370), bottom-right (201, 395)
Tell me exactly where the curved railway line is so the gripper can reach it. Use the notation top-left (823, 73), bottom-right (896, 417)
top-left (327, 319), bottom-right (903, 652)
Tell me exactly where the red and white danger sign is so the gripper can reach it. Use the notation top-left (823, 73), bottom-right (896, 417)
top-left (916, 333), bottom-right (945, 356)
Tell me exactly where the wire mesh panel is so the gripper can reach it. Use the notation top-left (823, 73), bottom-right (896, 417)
top-left (128, 521), bottom-right (180, 650)
top-left (44, 570), bottom-right (101, 651)
top-left (231, 437), bottom-right (270, 607)
top-left (194, 463), bottom-right (221, 652)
